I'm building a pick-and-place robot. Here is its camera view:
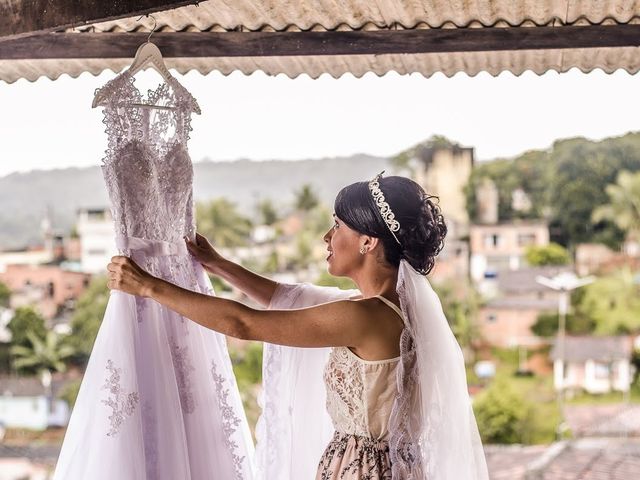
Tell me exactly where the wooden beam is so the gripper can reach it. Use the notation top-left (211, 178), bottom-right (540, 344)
top-left (0, 0), bottom-right (199, 41)
top-left (1, 24), bottom-right (640, 59)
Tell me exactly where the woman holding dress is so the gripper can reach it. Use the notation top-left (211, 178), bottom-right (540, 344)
top-left (108, 172), bottom-right (489, 480)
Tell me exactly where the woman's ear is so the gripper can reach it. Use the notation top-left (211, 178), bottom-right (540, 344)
top-left (362, 235), bottom-right (380, 252)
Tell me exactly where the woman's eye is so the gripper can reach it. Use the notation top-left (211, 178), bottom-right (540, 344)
top-left (333, 221), bottom-right (339, 229)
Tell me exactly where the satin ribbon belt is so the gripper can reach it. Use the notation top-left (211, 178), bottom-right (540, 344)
top-left (116, 236), bottom-right (189, 257)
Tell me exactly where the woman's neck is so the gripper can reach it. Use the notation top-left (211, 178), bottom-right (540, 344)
top-left (351, 262), bottom-right (399, 299)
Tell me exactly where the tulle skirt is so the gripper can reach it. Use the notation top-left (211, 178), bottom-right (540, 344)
top-left (53, 239), bottom-right (254, 480)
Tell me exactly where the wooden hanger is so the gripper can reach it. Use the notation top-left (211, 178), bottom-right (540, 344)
top-left (92, 15), bottom-right (181, 111)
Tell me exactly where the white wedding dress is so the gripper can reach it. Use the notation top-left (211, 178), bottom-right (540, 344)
top-left (53, 70), bottom-right (254, 480)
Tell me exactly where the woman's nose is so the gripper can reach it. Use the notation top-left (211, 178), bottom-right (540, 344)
top-left (323, 228), bottom-right (332, 243)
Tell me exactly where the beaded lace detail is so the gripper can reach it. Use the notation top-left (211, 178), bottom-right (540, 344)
top-left (95, 71), bottom-right (200, 245)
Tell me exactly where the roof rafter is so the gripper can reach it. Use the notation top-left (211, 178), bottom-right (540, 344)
top-left (1, 24), bottom-right (640, 59)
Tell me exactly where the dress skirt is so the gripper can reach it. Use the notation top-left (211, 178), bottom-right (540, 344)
top-left (316, 431), bottom-right (392, 480)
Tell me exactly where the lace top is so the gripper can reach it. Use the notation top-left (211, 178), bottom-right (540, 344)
top-left (323, 296), bottom-right (402, 441)
top-left (95, 71), bottom-right (201, 245)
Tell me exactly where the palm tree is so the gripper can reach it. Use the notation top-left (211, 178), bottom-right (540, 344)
top-left (11, 330), bottom-right (76, 410)
top-left (196, 198), bottom-right (253, 248)
top-left (592, 170), bottom-right (640, 235)
top-left (294, 184), bottom-right (319, 212)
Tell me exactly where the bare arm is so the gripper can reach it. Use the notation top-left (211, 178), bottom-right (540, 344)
top-left (186, 232), bottom-right (278, 307)
top-left (108, 256), bottom-right (374, 348)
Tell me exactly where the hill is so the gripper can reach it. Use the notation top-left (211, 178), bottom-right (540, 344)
top-left (0, 155), bottom-right (389, 249)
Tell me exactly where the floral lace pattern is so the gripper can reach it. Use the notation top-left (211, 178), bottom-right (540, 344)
top-left (170, 340), bottom-right (196, 414)
top-left (317, 432), bottom-right (392, 480)
top-left (324, 347), bottom-right (368, 437)
top-left (96, 71), bottom-right (199, 245)
top-left (101, 360), bottom-right (139, 437)
top-left (211, 361), bottom-right (246, 480)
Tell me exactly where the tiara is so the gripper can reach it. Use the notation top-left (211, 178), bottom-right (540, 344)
top-left (368, 171), bottom-right (402, 245)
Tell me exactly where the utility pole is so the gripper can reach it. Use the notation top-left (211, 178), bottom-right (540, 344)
top-left (536, 272), bottom-right (594, 439)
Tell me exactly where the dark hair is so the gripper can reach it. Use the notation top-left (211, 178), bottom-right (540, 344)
top-left (334, 175), bottom-right (447, 275)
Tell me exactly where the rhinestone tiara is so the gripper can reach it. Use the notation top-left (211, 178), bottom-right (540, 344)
top-left (368, 171), bottom-right (401, 245)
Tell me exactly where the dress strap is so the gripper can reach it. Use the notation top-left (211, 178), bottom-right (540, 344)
top-left (373, 295), bottom-right (404, 321)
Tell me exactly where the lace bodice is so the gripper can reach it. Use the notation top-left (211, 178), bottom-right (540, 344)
top-left (96, 71), bottom-right (200, 245)
top-left (323, 296), bottom-right (403, 441)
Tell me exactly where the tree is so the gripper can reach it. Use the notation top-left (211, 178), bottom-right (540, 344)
top-left (7, 306), bottom-right (47, 349)
top-left (0, 281), bottom-right (10, 308)
top-left (294, 184), bottom-right (319, 212)
top-left (391, 135), bottom-right (457, 171)
top-left (256, 198), bottom-right (279, 226)
top-left (473, 378), bottom-right (533, 444)
top-left (67, 276), bottom-right (109, 364)
top-left (11, 330), bottom-right (76, 406)
top-left (524, 243), bottom-right (570, 266)
top-left (196, 198), bottom-right (253, 248)
top-left (592, 170), bottom-right (640, 236)
top-left (11, 330), bottom-right (75, 375)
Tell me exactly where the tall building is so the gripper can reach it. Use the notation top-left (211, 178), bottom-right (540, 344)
top-left (76, 208), bottom-right (117, 274)
top-left (412, 143), bottom-right (474, 238)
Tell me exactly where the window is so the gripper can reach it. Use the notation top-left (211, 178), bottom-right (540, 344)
top-left (486, 313), bottom-right (497, 323)
top-left (484, 234), bottom-right (500, 249)
top-left (518, 233), bottom-right (537, 246)
top-left (594, 362), bottom-right (611, 379)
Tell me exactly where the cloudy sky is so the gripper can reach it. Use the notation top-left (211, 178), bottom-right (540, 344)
top-left (0, 67), bottom-right (638, 177)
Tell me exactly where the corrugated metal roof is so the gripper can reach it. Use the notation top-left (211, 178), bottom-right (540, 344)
top-left (3, 0), bottom-right (640, 82)
top-left (74, 0), bottom-right (640, 32)
top-left (4, 46), bottom-right (640, 83)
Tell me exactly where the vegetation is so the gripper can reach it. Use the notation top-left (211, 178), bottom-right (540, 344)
top-left (466, 133), bottom-right (640, 249)
top-left (196, 198), bottom-right (253, 248)
top-left (10, 330), bottom-right (75, 377)
top-left (256, 198), bottom-right (279, 226)
top-left (294, 184), bottom-right (320, 212)
top-left (0, 280), bottom-right (10, 308)
top-left (7, 306), bottom-right (47, 349)
top-left (592, 170), bottom-right (640, 236)
top-left (67, 276), bottom-right (109, 365)
top-left (525, 243), bottom-right (570, 266)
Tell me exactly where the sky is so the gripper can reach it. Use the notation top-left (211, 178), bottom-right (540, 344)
top-left (0, 67), bottom-right (639, 177)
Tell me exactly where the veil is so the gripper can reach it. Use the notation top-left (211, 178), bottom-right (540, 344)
top-left (389, 259), bottom-right (488, 479)
top-left (255, 262), bottom-right (488, 479)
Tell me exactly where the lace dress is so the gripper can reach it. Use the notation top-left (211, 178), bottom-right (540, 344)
top-left (316, 296), bottom-right (402, 480)
top-left (53, 71), bottom-right (253, 480)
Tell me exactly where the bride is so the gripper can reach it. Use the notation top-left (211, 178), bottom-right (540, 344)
top-left (108, 172), bottom-right (489, 480)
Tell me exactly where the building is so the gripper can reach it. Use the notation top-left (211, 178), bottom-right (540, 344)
top-left (477, 267), bottom-right (570, 348)
top-left (76, 208), bottom-right (117, 274)
top-left (0, 265), bottom-right (91, 320)
top-left (412, 143), bottom-right (474, 238)
top-left (550, 336), bottom-right (634, 394)
top-left (0, 376), bottom-right (69, 430)
top-left (469, 221), bottom-right (549, 282)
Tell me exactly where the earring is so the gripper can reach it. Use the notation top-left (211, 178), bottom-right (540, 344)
top-left (359, 246), bottom-right (367, 255)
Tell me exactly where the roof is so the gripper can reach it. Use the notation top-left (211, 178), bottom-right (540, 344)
top-left (0, 376), bottom-right (67, 397)
top-left (3, 1), bottom-right (640, 82)
top-left (484, 297), bottom-right (559, 310)
top-left (497, 267), bottom-right (572, 295)
top-left (485, 438), bottom-right (640, 480)
top-left (550, 335), bottom-right (633, 362)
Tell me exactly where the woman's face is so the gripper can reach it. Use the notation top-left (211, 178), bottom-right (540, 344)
top-left (323, 214), bottom-right (363, 277)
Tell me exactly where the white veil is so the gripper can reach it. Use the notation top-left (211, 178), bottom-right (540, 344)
top-left (389, 259), bottom-right (489, 479)
top-left (255, 263), bottom-right (489, 479)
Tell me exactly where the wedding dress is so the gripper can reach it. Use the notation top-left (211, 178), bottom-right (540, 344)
top-left (53, 70), bottom-right (254, 480)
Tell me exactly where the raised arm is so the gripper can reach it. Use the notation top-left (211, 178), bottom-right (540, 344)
top-left (108, 256), bottom-right (374, 348)
top-left (186, 232), bottom-right (278, 307)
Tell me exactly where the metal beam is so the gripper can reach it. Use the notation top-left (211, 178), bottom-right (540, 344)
top-left (0, 0), bottom-right (199, 41)
top-left (1, 24), bottom-right (640, 59)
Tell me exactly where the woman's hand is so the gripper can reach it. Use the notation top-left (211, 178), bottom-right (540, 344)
top-left (107, 256), bottom-right (156, 297)
top-left (185, 232), bottom-right (227, 274)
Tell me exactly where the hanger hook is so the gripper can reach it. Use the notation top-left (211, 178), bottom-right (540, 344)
top-left (136, 13), bottom-right (158, 43)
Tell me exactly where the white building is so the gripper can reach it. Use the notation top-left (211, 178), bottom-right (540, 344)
top-left (551, 336), bottom-right (634, 394)
top-left (0, 377), bottom-right (69, 430)
top-left (76, 207), bottom-right (117, 274)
